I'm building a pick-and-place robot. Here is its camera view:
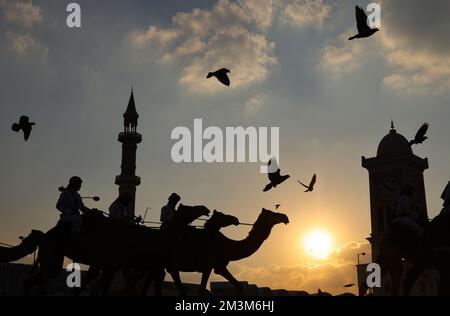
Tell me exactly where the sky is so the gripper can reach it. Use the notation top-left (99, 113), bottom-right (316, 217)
top-left (0, 0), bottom-right (449, 295)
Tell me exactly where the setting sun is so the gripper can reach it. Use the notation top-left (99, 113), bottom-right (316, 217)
top-left (303, 230), bottom-right (334, 259)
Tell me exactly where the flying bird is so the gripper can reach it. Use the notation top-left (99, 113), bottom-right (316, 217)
top-left (263, 160), bottom-right (290, 192)
top-left (298, 174), bottom-right (317, 192)
top-left (409, 123), bottom-right (429, 146)
top-left (11, 115), bottom-right (35, 141)
top-left (343, 284), bottom-right (355, 288)
top-left (207, 68), bottom-right (231, 86)
top-left (348, 6), bottom-right (379, 40)
top-left (275, 204), bottom-right (281, 210)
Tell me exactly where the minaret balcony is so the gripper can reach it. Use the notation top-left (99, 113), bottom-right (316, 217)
top-left (118, 132), bottom-right (142, 143)
top-left (115, 175), bottom-right (141, 186)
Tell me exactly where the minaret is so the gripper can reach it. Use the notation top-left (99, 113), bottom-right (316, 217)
top-left (115, 89), bottom-right (142, 217)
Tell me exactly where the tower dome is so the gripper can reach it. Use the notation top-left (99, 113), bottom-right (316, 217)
top-left (376, 122), bottom-right (413, 157)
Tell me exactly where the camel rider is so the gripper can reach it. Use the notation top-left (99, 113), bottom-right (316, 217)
top-left (392, 184), bottom-right (424, 237)
top-left (56, 176), bottom-right (92, 234)
top-left (160, 193), bottom-right (181, 228)
top-left (109, 192), bottom-right (132, 220)
top-left (439, 182), bottom-right (450, 216)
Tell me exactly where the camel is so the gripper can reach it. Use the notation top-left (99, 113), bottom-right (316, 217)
top-left (22, 204), bottom-right (210, 295)
top-left (0, 230), bottom-right (44, 263)
top-left (139, 209), bottom-right (240, 296)
top-left (165, 208), bottom-right (289, 296)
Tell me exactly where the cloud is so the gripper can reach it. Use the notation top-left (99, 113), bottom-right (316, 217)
top-left (0, 0), bottom-right (43, 28)
top-left (379, 0), bottom-right (450, 94)
top-left (217, 241), bottom-right (371, 295)
top-left (4, 30), bottom-right (48, 59)
top-left (281, 0), bottom-right (332, 28)
top-left (318, 31), bottom-right (363, 73)
top-left (131, 26), bottom-right (181, 48)
top-left (160, 37), bottom-right (206, 64)
top-left (239, 0), bottom-right (275, 31)
top-left (178, 28), bottom-right (276, 93)
top-left (0, 1), bottom-right (47, 62)
top-left (130, 0), bottom-right (277, 94)
top-left (329, 241), bottom-right (371, 264)
top-left (245, 93), bottom-right (267, 114)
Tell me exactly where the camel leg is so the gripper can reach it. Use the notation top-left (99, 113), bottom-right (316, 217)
top-left (121, 268), bottom-right (137, 296)
top-left (76, 265), bottom-right (101, 296)
top-left (154, 269), bottom-right (165, 297)
top-left (214, 266), bottom-right (243, 296)
top-left (23, 271), bottom-right (41, 296)
top-left (140, 272), bottom-right (154, 296)
top-left (99, 269), bottom-right (115, 296)
top-left (36, 270), bottom-right (49, 296)
top-left (169, 270), bottom-right (186, 296)
top-left (199, 269), bottom-right (212, 296)
top-left (404, 264), bottom-right (424, 295)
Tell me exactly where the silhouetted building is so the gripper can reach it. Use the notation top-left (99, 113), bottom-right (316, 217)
top-left (362, 121), bottom-right (429, 261)
top-left (115, 90), bottom-right (142, 217)
top-left (360, 122), bottom-right (429, 296)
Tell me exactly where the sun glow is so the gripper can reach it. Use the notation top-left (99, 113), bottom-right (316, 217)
top-left (303, 230), bottom-right (333, 259)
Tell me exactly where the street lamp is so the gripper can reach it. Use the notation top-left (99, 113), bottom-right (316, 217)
top-left (357, 252), bottom-right (366, 265)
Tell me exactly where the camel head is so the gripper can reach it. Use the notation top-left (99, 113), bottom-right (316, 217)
top-left (176, 204), bottom-right (210, 225)
top-left (258, 208), bottom-right (289, 227)
top-left (205, 210), bottom-right (239, 231)
top-left (19, 230), bottom-right (45, 249)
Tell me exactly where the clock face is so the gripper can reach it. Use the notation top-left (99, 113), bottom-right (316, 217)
top-left (377, 175), bottom-right (401, 201)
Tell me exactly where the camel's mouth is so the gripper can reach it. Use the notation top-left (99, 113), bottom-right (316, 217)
top-left (280, 215), bottom-right (290, 225)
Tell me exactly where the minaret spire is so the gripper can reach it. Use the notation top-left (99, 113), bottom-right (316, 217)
top-left (390, 118), bottom-right (396, 133)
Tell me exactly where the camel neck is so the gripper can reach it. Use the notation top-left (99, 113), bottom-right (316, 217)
top-left (225, 222), bottom-right (273, 261)
top-left (0, 241), bottom-right (36, 262)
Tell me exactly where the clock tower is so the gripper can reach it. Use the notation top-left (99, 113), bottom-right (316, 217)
top-left (362, 121), bottom-right (429, 260)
